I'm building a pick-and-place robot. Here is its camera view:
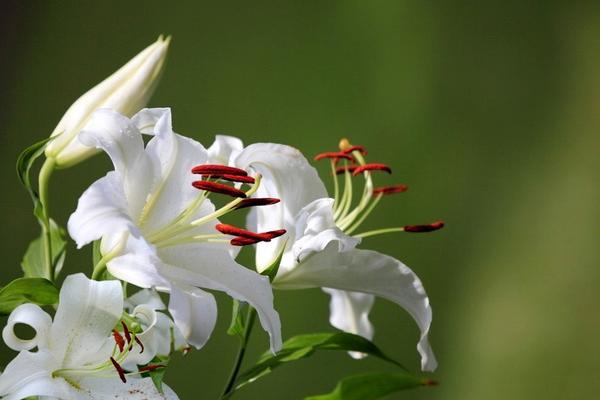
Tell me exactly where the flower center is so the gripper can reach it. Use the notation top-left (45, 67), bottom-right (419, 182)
top-left (143, 164), bottom-right (286, 249)
top-left (314, 138), bottom-right (444, 238)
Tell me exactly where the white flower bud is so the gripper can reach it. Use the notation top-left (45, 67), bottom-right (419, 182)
top-left (45, 36), bottom-right (170, 167)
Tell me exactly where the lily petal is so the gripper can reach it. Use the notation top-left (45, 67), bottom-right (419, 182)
top-left (71, 377), bottom-right (179, 399)
top-left (168, 285), bottom-right (217, 350)
top-left (232, 143), bottom-right (327, 271)
top-left (2, 304), bottom-right (52, 351)
top-left (276, 244), bottom-right (437, 371)
top-left (158, 245), bottom-right (282, 352)
top-left (207, 135), bottom-right (244, 164)
top-left (322, 288), bottom-right (375, 359)
top-left (49, 274), bottom-right (123, 368)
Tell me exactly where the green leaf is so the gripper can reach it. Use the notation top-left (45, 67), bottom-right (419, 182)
top-left (0, 278), bottom-right (59, 315)
top-left (305, 372), bottom-right (433, 400)
top-left (236, 332), bottom-right (405, 390)
top-left (260, 240), bottom-right (287, 282)
top-left (140, 355), bottom-right (170, 394)
top-left (16, 136), bottom-right (53, 205)
top-left (227, 299), bottom-right (248, 339)
top-left (21, 219), bottom-right (67, 279)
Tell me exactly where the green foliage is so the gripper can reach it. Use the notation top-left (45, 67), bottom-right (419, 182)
top-left (141, 355), bottom-right (170, 394)
top-left (236, 332), bottom-right (405, 391)
top-left (0, 278), bottom-right (59, 315)
top-left (227, 300), bottom-right (249, 339)
top-left (305, 372), bottom-right (432, 400)
top-left (16, 137), bottom-right (53, 210)
top-left (259, 240), bottom-right (287, 282)
top-left (21, 219), bottom-right (67, 280)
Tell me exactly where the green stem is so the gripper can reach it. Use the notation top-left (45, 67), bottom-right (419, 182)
top-left (38, 158), bottom-right (56, 281)
top-left (220, 307), bottom-right (257, 399)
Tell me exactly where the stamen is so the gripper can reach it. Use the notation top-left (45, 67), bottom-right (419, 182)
top-left (110, 357), bottom-right (127, 383)
top-left (230, 237), bottom-right (261, 246)
top-left (335, 165), bottom-right (359, 175)
top-left (121, 321), bottom-right (131, 344)
top-left (193, 181), bottom-right (247, 198)
top-left (342, 145), bottom-right (367, 155)
top-left (201, 174), bottom-right (255, 184)
top-left (352, 163), bottom-right (392, 176)
top-left (403, 221), bottom-right (445, 233)
top-left (191, 164), bottom-right (248, 176)
top-left (314, 152), bottom-right (355, 162)
top-left (234, 197), bottom-right (280, 210)
top-left (373, 184), bottom-right (408, 195)
top-left (139, 364), bottom-right (166, 373)
top-left (215, 224), bottom-right (272, 241)
top-left (112, 330), bottom-right (125, 353)
top-left (262, 229), bottom-right (287, 239)
top-left (134, 336), bottom-right (144, 354)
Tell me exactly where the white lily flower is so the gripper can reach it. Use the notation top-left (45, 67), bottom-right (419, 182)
top-left (231, 139), bottom-right (442, 371)
top-left (45, 36), bottom-right (170, 168)
top-left (122, 289), bottom-right (188, 369)
top-left (0, 273), bottom-right (178, 399)
top-left (68, 108), bottom-right (282, 352)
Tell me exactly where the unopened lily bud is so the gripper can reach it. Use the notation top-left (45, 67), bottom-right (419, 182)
top-left (45, 36), bottom-right (170, 168)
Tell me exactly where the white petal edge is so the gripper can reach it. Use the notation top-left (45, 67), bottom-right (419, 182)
top-left (2, 304), bottom-right (52, 351)
top-left (168, 285), bottom-right (217, 350)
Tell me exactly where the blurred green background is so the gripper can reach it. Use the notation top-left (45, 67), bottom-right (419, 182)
top-left (1, 1), bottom-right (599, 399)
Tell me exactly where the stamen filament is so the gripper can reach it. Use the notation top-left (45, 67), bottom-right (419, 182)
top-left (341, 193), bottom-right (383, 233)
top-left (330, 159), bottom-right (340, 209)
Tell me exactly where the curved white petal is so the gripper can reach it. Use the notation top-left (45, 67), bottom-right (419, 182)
top-left (322, 288), bottom-right (375, 359)
top-left (126, 288), bottom-right (166, 311)
top-left (78, 109), bottom-right (154, 218)
top-left (157, 245), bottom-right (282, 352)
top-left (207, 135), bottom-right (244, 164)
top-left (68, 172), bottom-right (138, 248)
top-left (123, 305), bottom-right (172, 368)
top-left (232, 143), bottom-right (327, 271)
top-left (73, 377), bottom-right (179, 399)
top-left (2, 304), bottom-right (52, 351)
top-left (0, 350), bottom-right (64, 400)
top-left (168, 285), bottom-right (217, 349)
top-left (276, 245), bottom-right (437, 371)
top-left (49, 274), bottom-right (123, 368)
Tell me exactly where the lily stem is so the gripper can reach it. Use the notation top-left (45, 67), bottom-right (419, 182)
top-left (39, 158), bottom-right (56, 282)
top-left (220, 307), bottom-right (257, 399)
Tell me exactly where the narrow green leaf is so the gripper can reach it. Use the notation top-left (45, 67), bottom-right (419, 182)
top-left (236, 332), bottom-right (404, 390)
top-left (227, 299), bottom-right (248, 338)
top-left (0, 278), bottom-right (59, 315)
top-left (21, 219), bottom-right (67, 279)
top-left (305, 372), bottom-right (432, 400)
top-left (16, 136), bottom-right (53, 205)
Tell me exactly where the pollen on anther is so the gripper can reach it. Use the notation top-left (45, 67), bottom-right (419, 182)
top-left (342, 145), bottom-right (367, 156)
top-left (230, 237), bottom-right (261, 246)
top-left (121, 321), bottom-right (131, 344)
top-left (112, 330), bottom-right (125, 353)
top-left (110, 357), bottom-right (127, 383)
top-left (193, 181), bottom-right (247, 198)
top-left (216, 224), bottom-right (271, 241)
top-left (373, 184), bottom-right (408, 195)
top-left (234, 197), bottom-right (281, 210)
top-left (352, 163), bottom-right (392, 176)
top-left (314, 152), bottom-right (355, 162)
top-left (403, 220), bottom-right (445, 233)
top-left (204, 174), bottom-right (255, 184)
top-left (192, 164), bottom-right (248, 176)
top-left (134, 336), bottom-right (145, 354)
top-left (335, 165), bottom-right (359, 175)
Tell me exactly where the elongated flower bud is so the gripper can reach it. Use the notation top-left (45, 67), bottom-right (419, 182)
top-left (45, 36), bottom-right (170, 168)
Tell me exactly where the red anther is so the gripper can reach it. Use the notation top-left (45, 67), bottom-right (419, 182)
top-left (215, 223), bottom-right (270, 241)
top-left (204, 174), bottom-right (255, 184)
top-left (230, 237), bottom-right (261, 246)
top-left (403, 220), bottom-right (445, 233)
top-left (139, 364), bottom-right (165, 373)
top-left (110, 357), bottom-right (127, 383)
top-left (192, 164), bottom-right (248, 176)
top-left (234, 197), bottom-right (281, 210)
top-left (373, 184), bottom-right (408, 195)
top-left (134, 336), bottom-right (144, 354)
top-left (335, 165), bottom-right (359, 175)
top-left (121, 321), bottom-right (131, 344)
top-left (423, 379), bottom-right (439, 387)
top-left (192, 181), bottom-right (247, 198)
top-left (182, 346), bottom-right (192, 356)
top-left (352, 163), bottom-right (392, 176)
top-left (314, 152), bottom-right (355, 162)
top-left (262, 229), bottom-right (287, 239)
top-left (112, 330), bottom-right (125, 353)
top-left (342, 145), bottom-right (367, 155)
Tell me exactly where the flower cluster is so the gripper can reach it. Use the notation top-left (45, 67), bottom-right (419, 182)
top-left (1, 37), bottom-right (444, 399)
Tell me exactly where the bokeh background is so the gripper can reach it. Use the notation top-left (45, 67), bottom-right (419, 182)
top-left (1, 1), bottom-right (599, 399)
